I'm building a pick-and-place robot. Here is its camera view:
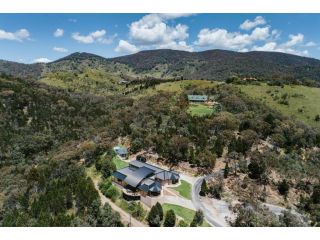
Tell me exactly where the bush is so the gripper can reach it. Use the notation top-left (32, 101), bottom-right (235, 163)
top-left (224, 162), bottom-right (230, 178)
top-left (199, 179), bottom-right (208, 196)
top-left (147, 203), bottom-right (163, 227)
top-left (164, 209), bottom-right (176, 227)
top-left (155, 202), bottom-right (164, 221)
top-left (99, 178), bottom-right (112, 196)
top-left (178, 220), bottom-right (188, 227)
top-left (105, 185), bottom-right (121, 202)
top-left (248, 157), bottom-right (267, 180)
top-left (278, 180), bottom-right (290, 198)
top-left (128, 202), bottom-right (146, 220)
top-left (100, 155), bottom-right (116, 178)
top-left (190, 210), bottom-right (204, 227)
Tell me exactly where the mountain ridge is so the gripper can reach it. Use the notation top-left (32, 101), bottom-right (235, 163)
top-left (1, 49), bottom-right (320, 83)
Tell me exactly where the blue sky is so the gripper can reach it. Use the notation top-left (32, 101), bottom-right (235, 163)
top-left (0, 14), bottom-right (320, 63)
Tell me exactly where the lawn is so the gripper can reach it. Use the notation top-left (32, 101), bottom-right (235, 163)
top-left (237, 83), bottom-right (320, 129)
top-left (187, 103), bottom-right (214, 117)
top-left (112, 156), bottom-right (129, 170)
top-left (162, 203), bottom-right (211, 227)
top-left (170, 180), bottom-right (192, 199)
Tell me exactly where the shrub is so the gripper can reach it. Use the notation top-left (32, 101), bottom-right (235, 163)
top-left (190, 210), bottom-right (204, 227)
top-left (164, 209), bottom-right (176, 227)
top-left (278, 180), bottom-right (290, 198)
top-left (105, 185), bottom-right (121, 202)
top-left (128, 202), bottom-right (146, 220)
top-left (100, 155), bottom-right (116, 178)
top-left (178, 220), bottom-right (188, 227)
top-left (147, 203), bottom-right (163, 227)
top-left (99, 178), bottom-right (112, 196)
top-left (199, 179), bottom-right (208, 196)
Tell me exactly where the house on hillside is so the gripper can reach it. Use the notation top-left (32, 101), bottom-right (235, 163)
top-left (113, 146), bottom-right (128, 159)
top-left (112, 159), bottom-right (180, 197)
top-left (188, 95), bottom-right (208, 102)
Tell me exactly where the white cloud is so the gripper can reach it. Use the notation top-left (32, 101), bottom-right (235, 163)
top-left (157, 13), bottom-right (195, 20)
top-left (252, 42), bottom-right (278, 51)
top-left (305, 41), bottom-right (316, 47)
top-left (0, 28), bottom-right (30, 41)
top-left (54, 28), bottom-right (64, 37)
top-left (53, 47), bottom-right (68, 53)
top-left (33, 57), bottom-right (51, 63)
top-left (71, 29), bottom-right (114, 44)
top-left (250, 27), bottom-right (270, 41)
top-left (68, 18), bottom-right (77, 23)
top-left (157, 41), bottom-right (193, 52)
top-left (115, 40), bottom-right (139, 54)
top-left (240, 16), bottom-right (266, 31)
top-left (195, 26), bottom-right (270, 50)
top-left (252, 34), bottom-right (309, 56)
top-left (127, 13), bottom-right (193, 51)
top-left (129, 14), bottom-right (189, 45)
top-left (283, 33), bottom-right (304, 47)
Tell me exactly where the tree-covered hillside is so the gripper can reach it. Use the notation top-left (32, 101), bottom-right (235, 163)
top-left (1, 49), bottom-right (320, 86)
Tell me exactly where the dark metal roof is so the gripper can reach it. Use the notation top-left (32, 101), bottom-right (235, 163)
top-left (170, 172), bottom-right (180, 181)
top-left (188, 95), bottom-right (208, 101)
top-left (112, 171), bottom-right (126, 181)
top-left (149, 181), bottom-right (162, 192)
top-left (114, 146), bottom-right (128, 155)
top-left (124, 166), bottom-right (155, 187)
top-left (155, 170), bottom-right (180, 181)
top-left (139, 179), bottom-right (162, 193)
top-left (129, 160), bottom-right (164, 174)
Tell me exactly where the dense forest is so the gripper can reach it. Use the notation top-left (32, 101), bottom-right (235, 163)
top-left (0, 75), bottom-right (125, 226)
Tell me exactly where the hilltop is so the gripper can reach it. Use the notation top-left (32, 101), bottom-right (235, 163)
top-left (1, 49), bottom-right (320, 86)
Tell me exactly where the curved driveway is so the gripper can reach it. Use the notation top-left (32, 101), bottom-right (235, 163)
top-left (191, 171), bottom-right (228, 227)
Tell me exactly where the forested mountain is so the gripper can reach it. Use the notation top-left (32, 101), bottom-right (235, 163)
top-left (1, 49), bottom-right (320, 84)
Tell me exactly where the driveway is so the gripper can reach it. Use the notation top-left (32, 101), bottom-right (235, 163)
top-left (192, 172), bottom-right (230, 227)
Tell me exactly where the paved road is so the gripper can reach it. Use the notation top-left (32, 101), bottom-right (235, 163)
top-left (191, 171), bottom-right (227, 227)
top-left (92, 178), bottom-right (146, 227)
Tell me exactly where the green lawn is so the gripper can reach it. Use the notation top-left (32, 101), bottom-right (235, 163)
top-left (112, 156), bottom-right (129, 170)
top-left (187, 103), bottom-right (214, 117)
top-left (170, 180), bottom-right (192, 199)
top-left (237, 83), bottom-right (320, 129)
top-left (162, 203), bottom-right (211, 227)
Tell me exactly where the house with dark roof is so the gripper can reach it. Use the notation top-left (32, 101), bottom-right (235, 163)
top-left (112, 159), bottom-right (180, 197)
top-left (113, 146), bottom-right (128, 159)
top-left (188, 95), bottom-right (208, 102)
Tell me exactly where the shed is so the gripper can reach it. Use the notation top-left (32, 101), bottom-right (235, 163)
top-left (188, 95), bottom-right (208, 102)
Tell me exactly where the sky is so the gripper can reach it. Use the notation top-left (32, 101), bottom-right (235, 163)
top-left (1, 13), bottom-right (320, 63)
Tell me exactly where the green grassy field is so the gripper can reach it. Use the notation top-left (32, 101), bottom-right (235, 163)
top-left (187, 103), bottom-right (214, 117)
top-left (162, 203), bottom-right (211, 227)
top-left (237, 83), bottom-right (320, 129)
top-left (170, 180), bottom-right (192, 199)
top-left (112, 156), bottom-right (129, 170)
